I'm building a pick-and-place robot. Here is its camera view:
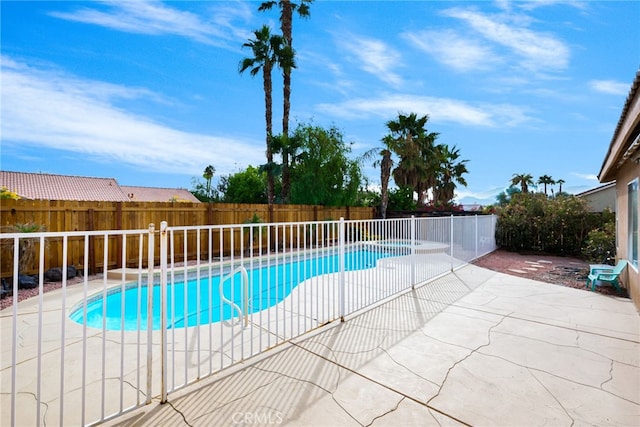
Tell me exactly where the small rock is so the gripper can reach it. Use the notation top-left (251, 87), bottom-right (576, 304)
top-left (44, 266), bottom-right (77, 282)
top-left (18, 274), bottom-right (37, 289)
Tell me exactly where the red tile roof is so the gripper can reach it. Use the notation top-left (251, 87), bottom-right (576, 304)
top-left (0, 171), bottom-right (199, 203)
top-left (1, 171), bottom-right (130, 201)
top-left (120, 186), bottom-right (200, 203)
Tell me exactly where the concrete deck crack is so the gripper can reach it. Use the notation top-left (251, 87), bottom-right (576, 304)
top-left (599, 359), bottom-right (615, 389)
top-left (291, 341), bottom-right (472, 427)
top-left (378, 346), bottom-right (441, 388)
top-left (477, 350), bottom-right (640, 406)
top-left (365, 396), bottom-right (404, 427)
top-left (426, 314), bottom-right (509, 407)
top-left (187, 369), bottom-right (296, 424)
top-left (165, 400), bottom-right (194, 426)
top-left (530, 369), bottom-right (575, 426)
top-left (4, 391), bottom-right (49, 426)
top-left (250, 362), bottom-right (365, 426)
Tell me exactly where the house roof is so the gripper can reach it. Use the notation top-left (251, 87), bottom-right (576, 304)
top-left (575, 182), bottom-right (616, 198)
top-left (1, 171), bottom-right (130, 201)
top-left (599, 69), bottom-right (640, 182)
top-left (0, 171), bottom-right (200, 203)
top-left (120, 186), bottom-right (200, 203)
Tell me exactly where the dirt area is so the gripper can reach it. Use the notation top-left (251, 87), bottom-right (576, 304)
top-left (1, 249), bottom-right (628, 311)
top-left (472, 249), bottom-right (628, 297)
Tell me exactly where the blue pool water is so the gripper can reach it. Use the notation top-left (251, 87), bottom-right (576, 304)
top-left (70, 248), bottom-right (403, 330)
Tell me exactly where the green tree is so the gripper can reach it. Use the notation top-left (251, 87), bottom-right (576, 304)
top-left (495, 185), bottom-right (521, 206)
top-left (219, 166), bottom-right (267, 203)
top-left (556, 178), bottom-right (565, 195)
top-left (362, 135), bottom-right (397, 219)
top-left (386, 113), bottom-right (439, 205)
top-left (538, 174), bottom-right (555, 196)
top-left (270, 132), bottom-right (303, 202)
top-left (387, 187), bottom-right (417, 211)
top-left (191, 178), bottom-right (218, 202)
top-left (289, 123), bottom-right (363, 206)
top-left (432, 144), bottom-right (469, 205)
top-left (259, 0), bottom-right (312, 203)
top-left (203, 165), bottom-right (215, 197)
top-left (239, 26), bottom-right (291, 212)
top-left (511, 173), bottom-right (534, 193)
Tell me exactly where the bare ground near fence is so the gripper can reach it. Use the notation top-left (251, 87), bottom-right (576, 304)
top-left (472, 249), bottom-right (628, 297)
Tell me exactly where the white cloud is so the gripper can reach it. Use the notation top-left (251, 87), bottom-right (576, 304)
top-left (0, 56), bottom-right (262, 176)
top-left (455, 186), bottom-right (504, 201)
top-left (443, 7), bottom-right (570, 73)
top-left (571, 172), bottom-right (599, 181)
top-left (589, 79), bottom-right (630, 96)
top-left (403, 29), bottom-right (497, 72)
top-left (49, 0), bottom-right (249, 48)
top-left (315, 93), bottom-right (531, 128)
top-left (338, 35), bottom-right (403, 87)
top-left (517, 0), bottom-right (588, 11)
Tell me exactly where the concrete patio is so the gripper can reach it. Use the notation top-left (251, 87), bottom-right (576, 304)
top-left (105, 264), bottom-right (640, 426)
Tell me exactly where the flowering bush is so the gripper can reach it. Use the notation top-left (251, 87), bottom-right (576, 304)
top-left (0, 187), bottom-right (20, 200)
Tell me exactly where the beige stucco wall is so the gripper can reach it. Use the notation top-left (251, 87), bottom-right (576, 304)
top-left (582, 187), bottom-right (616, 212)
top-left (615, 161), bottom-right (640, 311)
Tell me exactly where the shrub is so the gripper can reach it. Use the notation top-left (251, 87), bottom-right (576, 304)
top-left (582, 215), bottom-right (616, 263)
top-left (0, 222), bottom-right (47, 275)
top-left (495, 193), bottom-right (610, 255)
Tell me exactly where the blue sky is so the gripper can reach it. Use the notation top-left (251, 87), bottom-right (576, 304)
top-left (1, 0), bottom-right (638, 205)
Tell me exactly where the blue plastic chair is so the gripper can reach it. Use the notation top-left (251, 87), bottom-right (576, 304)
top-left (586, 260), bottom-right (627, 292)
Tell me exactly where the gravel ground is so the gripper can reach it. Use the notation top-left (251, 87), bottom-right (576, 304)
top-left (472, 249), bottom-right (628, 297)
top-left (1, 249), bottom-right (628, 311)
top-left (0, 274), bottom-right (102, 311)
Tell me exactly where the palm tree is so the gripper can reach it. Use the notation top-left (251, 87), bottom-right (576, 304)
top-left (239, 25), bottom-right (287, 213)
top-left (511, 173), bottom-right (534, 193)
top-left (387, 113), bottom-right (438, 205)
top-left (203, 165), bottom-right (215, 199)
top-left (538, 175), bottom-right (555, 196)
top-left (259, 0), bottom-right (312, 203)
top-left (433, 144), bottom-right (469, 205)
top-left (362, 135), bottom-right (397, 219)
top-left (556, 179), bottom-right (565, 194)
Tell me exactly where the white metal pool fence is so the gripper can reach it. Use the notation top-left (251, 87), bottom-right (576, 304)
top-left (1, 215), bottom-right (497, 426)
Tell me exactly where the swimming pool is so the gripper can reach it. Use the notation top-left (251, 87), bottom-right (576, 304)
top-left (70, 247), bottom-right (405, 330)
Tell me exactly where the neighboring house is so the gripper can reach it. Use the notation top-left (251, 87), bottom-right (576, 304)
top-left (598, 69), bottom-right (640, 310)
top-left (1, 171), bottom-right (130, 201)
top-left (121, 185), bottom-right (200, 203)
top-left (0, 171), bottom-right (199, 203)
top-left (576, 182), bottom-right (616, 212)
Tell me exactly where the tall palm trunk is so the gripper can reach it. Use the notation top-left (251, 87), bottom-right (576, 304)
top-left (281, 0), bottom-right (293, 203)
top-left (380, 150), bottom-right (392, 219)
top-left (263, 61), bottom-right (275, 211)
top-left (259, 0), bottom-right (311, 203)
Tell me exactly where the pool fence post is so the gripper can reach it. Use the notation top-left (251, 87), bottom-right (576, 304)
top-left (475, 215), bottom-right (479, 259)
top-left (160, 221), bottom-right (168, 404)
top-left (411, 216), bottom-right (416, 289)
top-left (339, 217), bottom-right (345, 322)
top-left (450, 215), bottom-right (454, 271)
top-left (146, 223), bottom-right (155, 405)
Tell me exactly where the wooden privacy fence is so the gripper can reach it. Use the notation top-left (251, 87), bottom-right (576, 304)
top-left (0, 199), bottom-right (375, 277)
